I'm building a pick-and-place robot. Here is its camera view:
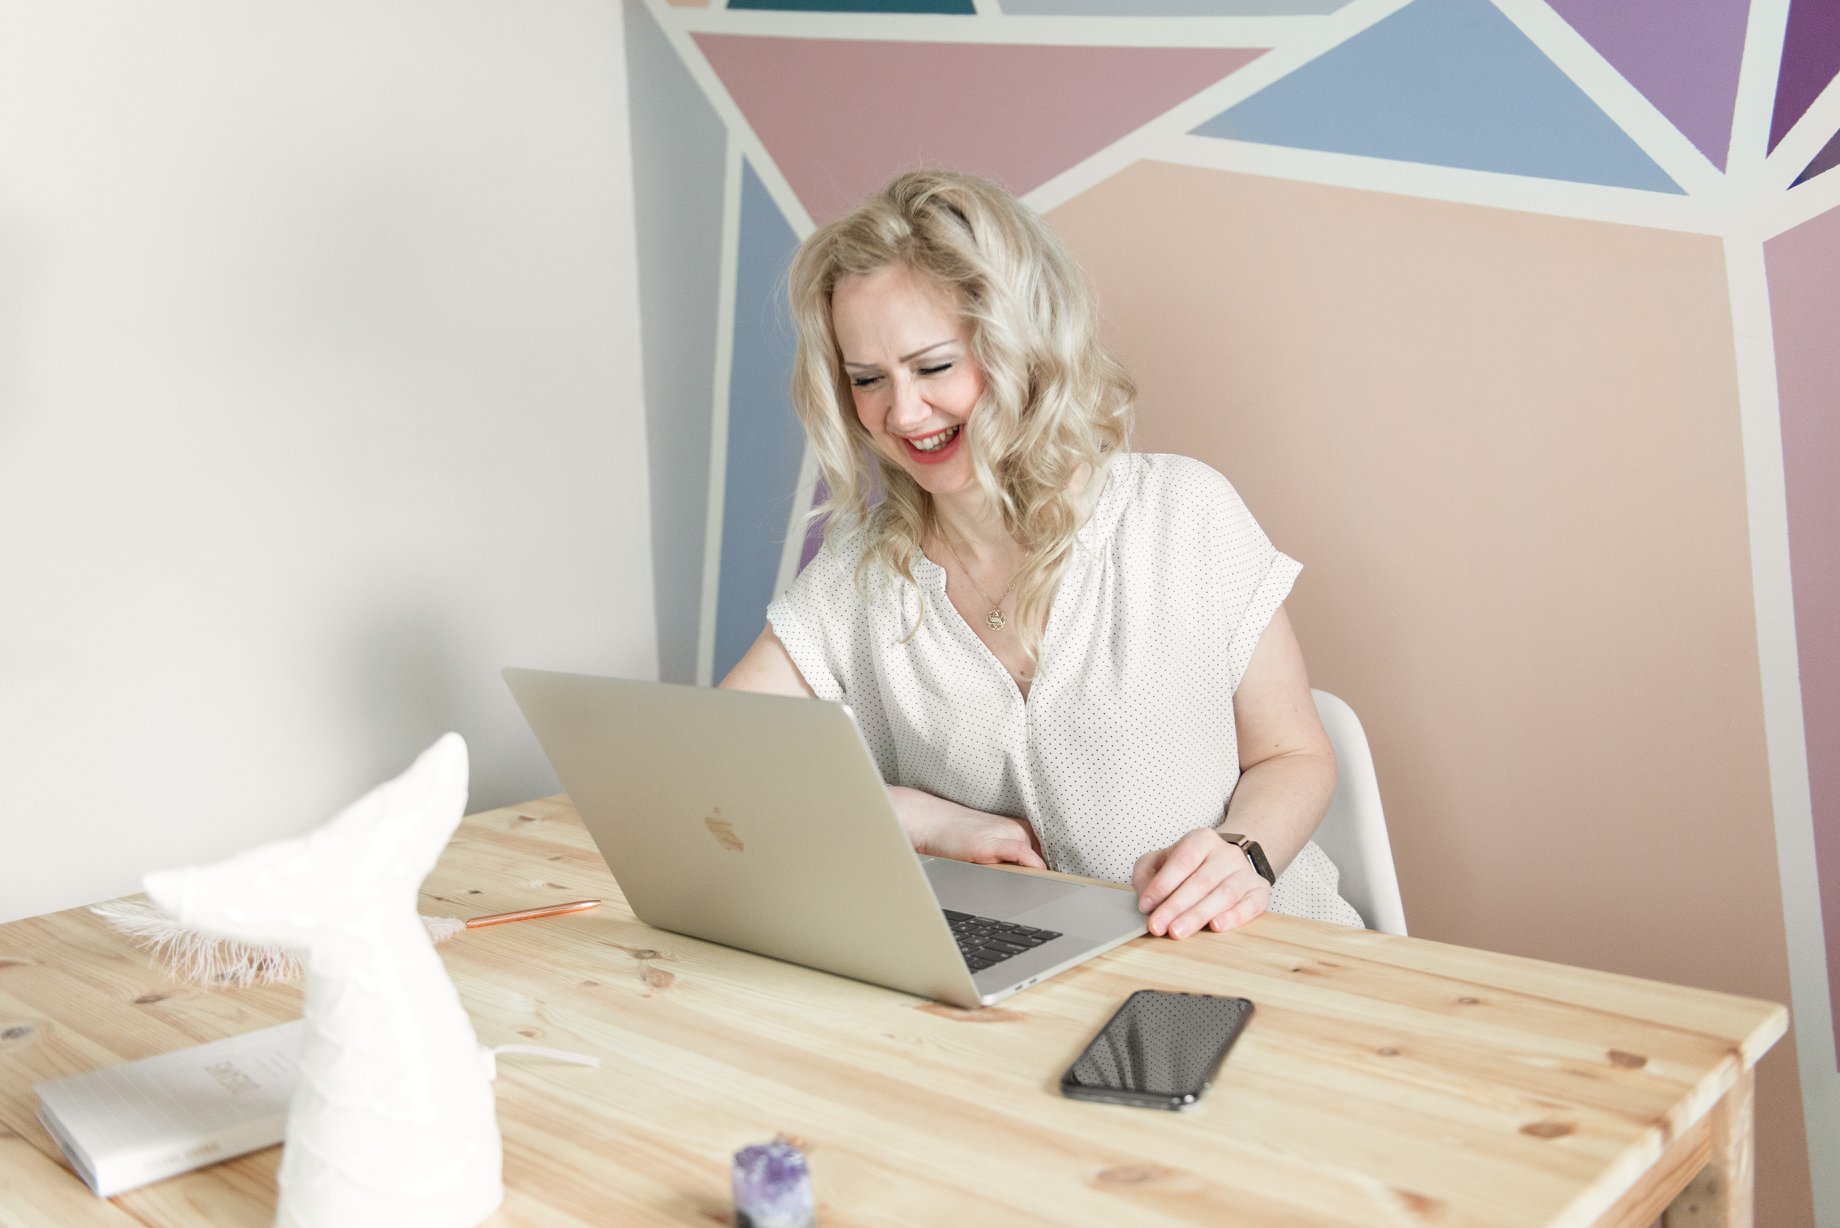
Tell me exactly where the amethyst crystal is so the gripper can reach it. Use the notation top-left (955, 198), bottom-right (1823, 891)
top-left (731, 1141), bottom-right (814, 1228)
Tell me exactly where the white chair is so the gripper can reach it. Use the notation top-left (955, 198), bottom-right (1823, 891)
top-left (1309, 690), bottom-right (1407, 936)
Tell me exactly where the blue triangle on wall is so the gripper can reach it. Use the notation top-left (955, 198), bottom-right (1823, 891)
top-left (1192, 0), bottom-right (1682, 194)
top-left (713, 161), bottom-right (807, 684)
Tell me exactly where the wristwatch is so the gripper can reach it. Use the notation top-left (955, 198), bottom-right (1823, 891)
top-left (1216, 832), bottom-right (1276, 885)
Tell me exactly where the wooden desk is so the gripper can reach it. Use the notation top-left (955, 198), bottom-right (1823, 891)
top-left (0, 798), bottom-right (1784, 1227)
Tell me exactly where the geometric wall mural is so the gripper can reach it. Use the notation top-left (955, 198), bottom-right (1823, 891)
top-left (1770, 0), bottom-right (1840, 151)
top-left (1764, 199), bottom-right (1840, 1073)
top-left (624, 1), bottom-right (1840, 1221)
top-left (1191, 0), bottom-right (1682, 191)
top-left (1799, 125), bottom-right (1840, 186)
top-left (697, 35), bottom-right (1268, 223)
top-left (731, 0), bottom-right (975, 10)
top-left (627, 0), bottom-right (728, 688)
top-left (1543, 0), bottom-right (1751, 170)
top-left (713, 161), bottom-right (804, 683)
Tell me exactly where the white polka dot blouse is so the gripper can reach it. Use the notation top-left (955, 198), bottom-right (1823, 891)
top-left (768, 452), bottom-right (1362, 927)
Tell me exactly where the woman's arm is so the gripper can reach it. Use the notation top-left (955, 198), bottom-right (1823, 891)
top-left (719, 625), bottom-right (818, 697)
top-left (1131, 606), bottom-right (1335, 938)
top-left (1220, 605), bottom-right (1336, 873)
top-left (886, 787), bottom-right (1045, 869)
top-left (721, 625), bottom-right (1046, 868)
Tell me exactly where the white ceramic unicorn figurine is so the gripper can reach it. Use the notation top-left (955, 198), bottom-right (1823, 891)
top-left (143, 733), bottom-right (503, 1228)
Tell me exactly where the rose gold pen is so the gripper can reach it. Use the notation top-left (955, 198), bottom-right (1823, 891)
top-left (462, 899), bottom-right (601, 929)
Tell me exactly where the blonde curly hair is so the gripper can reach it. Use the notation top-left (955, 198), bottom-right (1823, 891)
top-left (787, 169), bottom-right (1136, 663)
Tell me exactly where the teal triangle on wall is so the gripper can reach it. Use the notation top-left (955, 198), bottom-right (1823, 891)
top-left (1192, 0), bottom-right (1682, 194)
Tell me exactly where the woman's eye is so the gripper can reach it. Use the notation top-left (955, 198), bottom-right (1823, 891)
top-left (849, 374), bottom-right (883, 389)
top-left (917, 362), bottom-right (954, 377)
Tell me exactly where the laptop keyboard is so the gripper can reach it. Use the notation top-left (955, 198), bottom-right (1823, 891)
top-left (943, 909), bottom-right (1062, 973)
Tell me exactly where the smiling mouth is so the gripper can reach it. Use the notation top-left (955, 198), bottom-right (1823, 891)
top-left (908, 426), bottom-right (960, 453)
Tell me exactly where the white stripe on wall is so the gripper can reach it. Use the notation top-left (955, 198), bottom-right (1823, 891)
top-left (697, 137), bottom-right (746, 688)
top-left (1143, 133), bottom-right (1721, 233)
top-left (1726, 0), bottom-right (1792, 176)
top-left (1024, 0), bottom-right (1414, 214)
top-left (1760, 72), bottom-right (1840, 195)
top-left (643, 0), bottom-right (815, 238)
top-left (1724, 234), bottom-right (1839, 1228)
top-left (1488, 0), bottom-right (1724, 198)
top-left (665, 9), bottom-right (1332, 46)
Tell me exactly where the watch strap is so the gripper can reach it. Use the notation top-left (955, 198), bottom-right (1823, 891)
top-left (1217, 831), bottom-right (1276, 886)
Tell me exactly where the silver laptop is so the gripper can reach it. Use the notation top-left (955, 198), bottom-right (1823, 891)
top-left (503, 668), bottom-right (1146, 1008)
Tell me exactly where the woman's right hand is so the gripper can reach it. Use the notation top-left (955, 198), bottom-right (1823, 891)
top-left (889, 786), bottom-right (1046, 870)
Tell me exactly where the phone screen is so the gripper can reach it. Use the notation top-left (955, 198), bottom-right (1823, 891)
top-left (1060, 990), bottom-right (1253, 1110)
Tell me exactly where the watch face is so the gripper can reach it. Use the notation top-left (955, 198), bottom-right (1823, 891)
top-left (1220, 833), bottom-right (1276, 885)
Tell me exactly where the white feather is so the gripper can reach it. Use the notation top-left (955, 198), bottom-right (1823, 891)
top-left (92, 898), bottom-right (467, 987)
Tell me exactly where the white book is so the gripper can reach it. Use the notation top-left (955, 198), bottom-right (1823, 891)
top-left (35, 1019), bottom-right (305, 1197)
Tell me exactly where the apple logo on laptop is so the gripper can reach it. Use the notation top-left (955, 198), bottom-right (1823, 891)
top-left (703, 808), bottom-right (744, 852)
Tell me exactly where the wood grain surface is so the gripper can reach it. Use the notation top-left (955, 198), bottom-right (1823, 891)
top-left (0, 797), bottom-right (1784, 1227)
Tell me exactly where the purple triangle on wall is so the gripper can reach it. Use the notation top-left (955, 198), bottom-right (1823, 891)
top-left (1771, 0), bottom-right (1840, 152)
top-left (1545, 0), bottom-right (1750, 170)
top-left (1794, 125), bottom-right (1840, 186)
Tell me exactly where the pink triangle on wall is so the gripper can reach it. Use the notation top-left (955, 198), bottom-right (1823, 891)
top-left (694, 35), bottom-right (1265, 224)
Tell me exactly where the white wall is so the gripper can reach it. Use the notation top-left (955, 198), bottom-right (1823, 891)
top-left (0, 1), bottom-right (654, 923)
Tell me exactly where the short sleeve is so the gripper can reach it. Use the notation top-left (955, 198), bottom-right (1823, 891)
top-left (765, 528), bottom-right (866, 705)
top-left (1225, 541), bottom-right (1301, 695)
top-left (1147, 455), bottom-right (1301, 695)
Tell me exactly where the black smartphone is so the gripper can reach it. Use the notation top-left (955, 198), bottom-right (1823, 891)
top-left (1059, 989), bottom-right (1253, 1110)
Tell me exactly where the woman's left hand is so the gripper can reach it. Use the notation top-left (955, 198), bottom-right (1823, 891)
top-left (1131, 828), bottom-right (1272, 939)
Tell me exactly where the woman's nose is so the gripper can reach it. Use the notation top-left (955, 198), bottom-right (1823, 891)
top-left (887, 377), bottom-right (927, 428)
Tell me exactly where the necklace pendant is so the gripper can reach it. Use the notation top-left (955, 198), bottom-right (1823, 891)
top-left (985, 608), bottom-right (1006, 632)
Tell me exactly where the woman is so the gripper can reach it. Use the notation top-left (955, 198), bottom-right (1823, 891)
top-left (722, 169), bottom-right (1361, 936)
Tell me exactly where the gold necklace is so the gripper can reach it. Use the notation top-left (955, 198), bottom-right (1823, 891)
top-left (938, 533), bottom-right (1018, 632)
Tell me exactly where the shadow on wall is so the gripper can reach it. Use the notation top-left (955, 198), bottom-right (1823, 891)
top-left (348, 608), bottom-right (471, 791)
top-left (344, 605), bottom-right (555, 815)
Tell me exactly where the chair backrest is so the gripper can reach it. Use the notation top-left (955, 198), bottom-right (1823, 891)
top-left (1309, 690), bottom-right (1407, 936)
